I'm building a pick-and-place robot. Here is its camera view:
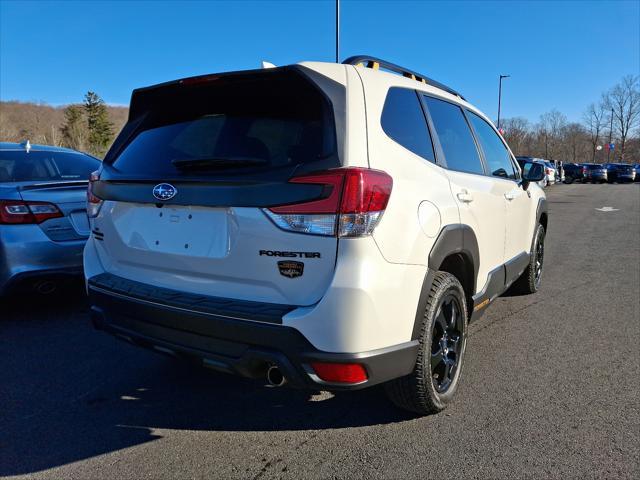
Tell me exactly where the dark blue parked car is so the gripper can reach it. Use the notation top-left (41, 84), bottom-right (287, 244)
top-left (603, 163), bottom-right (636, 183)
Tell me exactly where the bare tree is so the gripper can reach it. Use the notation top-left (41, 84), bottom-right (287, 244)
top-left (603, 75), bottom-right (640, 162)
top-left (561, 123), bottom-right (589, 163)
top-left (583, 102), bottom-right (606, 161)
top-left (500, 117), bottom-right (531, 155)
top-left (538, 109), bottom-right (567, 159)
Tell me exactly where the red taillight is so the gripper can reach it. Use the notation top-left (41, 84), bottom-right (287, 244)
top-left (87, 170), bottom-right (103, 218)
top-left (265, 168), bottom-right (393, 237)
top-left (0, 200), bottom-right (62, 225)
top-left (311, 362), bottom-right (369, 384)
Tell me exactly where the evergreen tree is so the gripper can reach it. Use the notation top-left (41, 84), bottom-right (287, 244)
top-left (61, 104), bottom-right (87, 151)
top-left (84, 91), bottom-right (113, 157)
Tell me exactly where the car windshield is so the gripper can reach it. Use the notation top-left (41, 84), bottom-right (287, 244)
top-left (0, 150), bottom-right (100, 183)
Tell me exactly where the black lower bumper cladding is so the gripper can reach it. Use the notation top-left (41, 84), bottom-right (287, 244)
top-left (88, 273), bottom-right (418, 390)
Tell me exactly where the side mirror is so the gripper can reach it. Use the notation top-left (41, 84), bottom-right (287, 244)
top-left (521, 162), bottom-right (545, 190)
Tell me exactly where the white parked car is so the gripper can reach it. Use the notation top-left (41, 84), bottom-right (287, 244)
top-left (84, 56), bottom-right (548, 414)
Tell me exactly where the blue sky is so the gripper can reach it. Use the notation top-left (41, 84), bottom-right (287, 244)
top-left (0, 0), bottom-right (638, 123)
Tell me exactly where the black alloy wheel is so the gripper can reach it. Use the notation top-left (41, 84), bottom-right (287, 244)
top-left (430, 294), bottom-right (464, 393)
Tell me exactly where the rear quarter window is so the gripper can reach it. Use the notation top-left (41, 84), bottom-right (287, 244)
top-left (381, 87), bottom-right (435, 162)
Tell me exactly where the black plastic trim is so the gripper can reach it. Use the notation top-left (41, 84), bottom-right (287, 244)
top-left (88, 273), bottom-right (294, 324)
top-left (88, 286), bottom-right (419, 390)
top-left (428, 224), bottom-right (479, 291)
top-left (536, 197), bottom-right (548, 228)
top-left (470, 251), bottom-right (529, 322)
top-left (92, 179), bottom-right (328, 209)
top-left (411, 268), bottom-right (437, 340)
top-left (504, 252), bottom-right (530, 287)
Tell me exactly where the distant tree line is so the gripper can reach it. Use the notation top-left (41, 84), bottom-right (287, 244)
top-left (0, 92), bottom-right (127, 158)
top-left (502, 75), bottom-right (640, 163)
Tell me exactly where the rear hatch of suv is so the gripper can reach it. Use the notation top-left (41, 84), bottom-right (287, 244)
top-left (90, 67), bottom-right (344, 307)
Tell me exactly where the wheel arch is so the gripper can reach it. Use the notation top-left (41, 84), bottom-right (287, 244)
top-left (411, 225), bottom-right (479, 339)
top-left (537, 197), bottom-right (548, 232)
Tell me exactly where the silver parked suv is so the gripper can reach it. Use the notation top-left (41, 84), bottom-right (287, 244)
top-left (85, 56), bottom-right (547, 414)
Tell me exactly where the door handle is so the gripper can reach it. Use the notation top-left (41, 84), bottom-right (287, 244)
top-left (504, 192), bottom-right (517, 201)
top-left (457, 191), bottom-right (473, 203)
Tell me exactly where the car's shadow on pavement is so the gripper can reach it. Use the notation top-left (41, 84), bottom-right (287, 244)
top-left (1, 295), bottom-right (420, 476)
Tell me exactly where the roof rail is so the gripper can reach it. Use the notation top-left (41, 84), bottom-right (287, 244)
top-left (342, 55), bottom-right (465, 101)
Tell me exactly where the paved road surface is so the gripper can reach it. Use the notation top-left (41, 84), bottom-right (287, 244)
top-left (1, 183), bottom-right (638, 479)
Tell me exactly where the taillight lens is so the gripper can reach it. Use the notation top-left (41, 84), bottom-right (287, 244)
top-left (264, 168), bottom-right (393, 237)
top-left (310, 362), bottom-right (369, 384)
top-left (87, 170), bottom-right (103, 218)
top-left (0, 200), bottom-right (62, 224)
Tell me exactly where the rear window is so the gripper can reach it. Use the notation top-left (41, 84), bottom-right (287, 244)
top-left (110, 70), bottom-right (337, 178)
top-left (586, 164), bottom-right (603, 170)
top-left (0, 150), bottom-right (99, 183)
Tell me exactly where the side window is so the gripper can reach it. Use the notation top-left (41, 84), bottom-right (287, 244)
top-left (467, 112), bottom-right (516, 179)
top-left (381, 87), bottom-right (435, 162)
top-left (423, 96), bottom-right (484, 175)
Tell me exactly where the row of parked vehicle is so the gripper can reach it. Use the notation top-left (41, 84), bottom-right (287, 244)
top-left (562, 162), bottom-right (638, 184)
top-left (516, 156), bottom-right (638, 185)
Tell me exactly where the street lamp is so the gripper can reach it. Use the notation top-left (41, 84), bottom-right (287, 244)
top-left (335, 0), bottom-right (340, 63)
top-left (497, 74), bottom-right (510, 130)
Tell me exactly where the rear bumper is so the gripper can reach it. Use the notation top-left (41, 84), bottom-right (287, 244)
top-left (88, 278), bottom-right (419, 390)
top-left (616, 174), bottom-right (635, 182)
top-left (0, 224), bottom-right (86, 295)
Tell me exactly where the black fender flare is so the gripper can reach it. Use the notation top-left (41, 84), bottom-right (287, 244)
top-left (536, 197), bottom-right (548, 229)
top-left (411, 225), bottom-right (479, 339)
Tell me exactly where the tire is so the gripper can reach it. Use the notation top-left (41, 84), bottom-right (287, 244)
top-left (564, 176), bottom-right (574, 184)
top-left (385, 271), bottom-right (468, 415)
top-left (512, 223), bottom-right (545, 294)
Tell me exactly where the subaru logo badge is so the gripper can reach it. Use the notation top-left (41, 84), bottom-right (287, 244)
top-left (152, 183), bottom-right (177, 201)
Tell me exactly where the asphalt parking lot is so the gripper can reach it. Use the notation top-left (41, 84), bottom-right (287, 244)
top-left (1, 183), bottom-right (639, 479)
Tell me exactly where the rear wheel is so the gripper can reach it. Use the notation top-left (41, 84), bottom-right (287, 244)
top-left (512, 223), bottom-right (545, 294)
top-left (385, 272), bottom-right (468, 415)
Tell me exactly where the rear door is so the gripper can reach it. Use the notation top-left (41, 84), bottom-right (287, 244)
top-left (465, 111), bottom-right (535, 265)
top-left (421, 95), bottom-right (508, 291)
top-left (91, 68), bottom-right (343, 306)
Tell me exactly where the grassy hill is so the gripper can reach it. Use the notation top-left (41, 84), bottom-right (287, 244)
top-left (0, 101), bottom-right (129, 154)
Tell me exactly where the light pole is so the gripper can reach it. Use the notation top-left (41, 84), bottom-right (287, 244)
top-left (607, 108), bottom-right (614, 162)
top-left (497, 74), bottom-right (510, 130)
top-left (335, 0), bottom-right (340, 63)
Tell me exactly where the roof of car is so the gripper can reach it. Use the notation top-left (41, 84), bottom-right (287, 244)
top-left (0, 141), bottom-right (87, 154)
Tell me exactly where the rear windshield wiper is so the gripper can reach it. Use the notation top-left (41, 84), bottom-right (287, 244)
top-left (171, 157), bottom-right (269, 170)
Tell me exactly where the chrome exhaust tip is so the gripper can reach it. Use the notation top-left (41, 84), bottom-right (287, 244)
top-left (34, 280), bottom-right (57, 295)
top-left (266, 365), bottom-right (287, 387)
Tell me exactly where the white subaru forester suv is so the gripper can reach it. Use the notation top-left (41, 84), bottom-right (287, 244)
top-left (84, 56), bottom-right (547, 414)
